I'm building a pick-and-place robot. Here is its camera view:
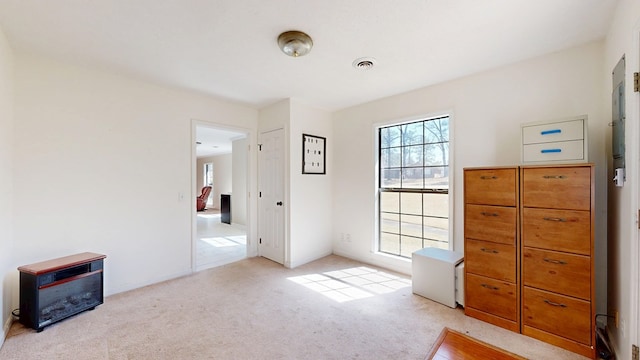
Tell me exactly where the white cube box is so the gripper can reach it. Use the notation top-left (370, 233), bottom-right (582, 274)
top-left (412, 247), bottom-right (464, 308)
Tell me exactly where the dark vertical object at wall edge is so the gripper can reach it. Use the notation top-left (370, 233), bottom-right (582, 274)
top-left (221, 194), bottom-right (231, 224)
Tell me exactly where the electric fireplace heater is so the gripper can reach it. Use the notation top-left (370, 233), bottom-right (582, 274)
top-left (18, 252), bottom-right (106, 331)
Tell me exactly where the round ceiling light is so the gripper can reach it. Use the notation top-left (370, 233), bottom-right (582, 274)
top-left (352, 57), bottom-right (376, 70)
top-left (277, 31), bottom-right (313, 57)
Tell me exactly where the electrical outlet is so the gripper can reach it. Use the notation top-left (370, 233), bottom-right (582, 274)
top-left (346, 233), bottom-right (351, 242)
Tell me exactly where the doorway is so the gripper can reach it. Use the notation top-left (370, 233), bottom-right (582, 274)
top-left (193, 122), bottom-right (250, 271)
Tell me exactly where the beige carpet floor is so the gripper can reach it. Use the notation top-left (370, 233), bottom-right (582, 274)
top-left (0, 255), bottom-right (588, 359)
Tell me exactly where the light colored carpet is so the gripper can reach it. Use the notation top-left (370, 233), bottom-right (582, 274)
top-left (0, 255), bottom-right (587, 359)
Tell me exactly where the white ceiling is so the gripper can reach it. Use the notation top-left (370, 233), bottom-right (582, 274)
top-left (0, 0), bottom-right (618, 153)
top-left (196, 126), bottom-right (246, 158)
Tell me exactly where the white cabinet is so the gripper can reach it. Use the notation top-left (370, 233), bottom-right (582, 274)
top-left (521, 115), bottom-right (588, 164)
top-left (412, 247), bottom-right (464, 308)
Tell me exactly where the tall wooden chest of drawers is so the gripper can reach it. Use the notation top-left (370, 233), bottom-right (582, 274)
top-left (464, 164), bottom-right (595, 359)
top-left (521, 164), bottom-right (595, 358)
top-left (463, 167), bottom-right (520, 332)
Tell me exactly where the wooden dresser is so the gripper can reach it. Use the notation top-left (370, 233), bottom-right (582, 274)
top-left (520, 164), bottom-right (595, 358)
top-left (463, 167), bottom-right (520, 332)
top-left (463, 163), bottom-right (595, 359)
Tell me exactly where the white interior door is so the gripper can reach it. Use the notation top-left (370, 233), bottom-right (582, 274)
top-left (258, 128), bottom-right (285, 264)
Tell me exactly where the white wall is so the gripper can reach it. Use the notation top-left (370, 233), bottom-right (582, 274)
top-left (11, 52), bottom-right (258, 306)
top-left (602, 0), bottom-right (640, 358)
top-left (288, 99), bottom-right (333, 268)
top-left (197, 154), bottom-right (232, 210)
top-left (232, 137), bottom-right (248, 225)
top-left (332, 42), bottom-right (607, 312)
top-left (0, 24), bottom-right (14, 349)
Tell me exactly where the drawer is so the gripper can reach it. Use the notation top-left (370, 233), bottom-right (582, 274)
top-left (523, 247), bottom-right (591, 300)
top-left (522, 140), bottom-right (585, 163)
top-left (464, 168), bottom-right (517, 206)
top-left (523, 287), bottom-right (591, 345)
top-left (522, 118), bottom-right (584, 144)
top-left (465, 239), bottom-right (515, 282)
top-left (465, 204), bottom-right (517, 245)
top-left (522, 207), bottom-right (591, 255)
top-left (466, 273), bottom-right (517, 321)
top-left (521, 166), bottom-right (592, 210)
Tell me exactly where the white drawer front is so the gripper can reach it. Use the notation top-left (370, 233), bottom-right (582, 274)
top-left (523, 140), bottom-right (585, 162)
top-left (522, 119), bottom-right (584, 144)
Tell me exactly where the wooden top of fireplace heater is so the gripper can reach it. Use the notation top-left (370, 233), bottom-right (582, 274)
top-left (18, 252), bottom-right (106, 275)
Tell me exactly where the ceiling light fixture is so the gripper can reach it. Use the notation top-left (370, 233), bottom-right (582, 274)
top-left (352, 57), bottom-right (376, 70)
top-left (277, 31), bottom-right (313, 57)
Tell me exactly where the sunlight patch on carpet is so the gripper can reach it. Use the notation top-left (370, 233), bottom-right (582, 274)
top-left (201, 237), bottom-right (244, 248)
top-left (197, 213), bottom-right (220, 219)
top-left (287, 267), bottom-right (411, 303)
top-left (226, 235), bottom-right (246, 245)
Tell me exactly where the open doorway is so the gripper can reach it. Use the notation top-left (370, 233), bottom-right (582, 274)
top-left (194, 122), bottom-right (249, 271)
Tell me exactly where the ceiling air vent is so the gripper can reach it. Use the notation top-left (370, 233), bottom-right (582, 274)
top-left (352, 57), bottom-right (376, 70)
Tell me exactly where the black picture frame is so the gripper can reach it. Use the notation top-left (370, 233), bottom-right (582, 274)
top-left (302, 134), bottom-right (326, 174)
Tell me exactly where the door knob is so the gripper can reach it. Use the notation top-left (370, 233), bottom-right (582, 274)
top-left (276, 201), bottom-right (283, 206)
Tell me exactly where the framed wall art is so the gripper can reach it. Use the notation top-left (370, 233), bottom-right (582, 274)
top-left (302, 134), bottom-right (326, 174)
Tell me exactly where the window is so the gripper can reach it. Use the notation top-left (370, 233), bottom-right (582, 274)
top-left (204, 163), bottom-right (214, 186)
top-left (378, 116), bottom-right (450, 258)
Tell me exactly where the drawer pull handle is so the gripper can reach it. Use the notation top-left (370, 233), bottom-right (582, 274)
top-left (480, 176), bottom-right (497, 180)
top-left (543, 217), bottom-right (566, 222)
top-left (541, 129), bottom-right (562, 135)
top-left (541, 148), bottom-right (562, 154)
top-left (481, 212), bottom-right (498, 217)
top-left (481, 284), bottom-right (499, 291)
top-left (544, 299), bottom-right (567, 308)
top-left (542, 175), bottom-right (567, 179)
top-left (480, 248), bottom-right (499, 254)
top-left (543, 258), bottom-right (567, 265)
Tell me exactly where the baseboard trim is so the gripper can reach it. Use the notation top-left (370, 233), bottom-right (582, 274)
top-left (332, 249), bottom-right (411, 275)
top-left (105, 269), bottom-right (193, 297)
top-left (287, 250), bottom-right (333, 269)
top-left (1, 314), bottom-right (13, 350)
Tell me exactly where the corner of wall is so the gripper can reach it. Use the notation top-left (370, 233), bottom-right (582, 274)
top-left (1, 315), bottom-right (13, 349)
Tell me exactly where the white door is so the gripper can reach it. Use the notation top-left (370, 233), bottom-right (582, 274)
top-left (258, 128), bottom-right (285, 264)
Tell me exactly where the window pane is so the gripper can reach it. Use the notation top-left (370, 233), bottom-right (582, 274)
top-left (380, 232), bottom-right (400, 254)
top-left (424, 143), bottom-right (448, 166)
top-left (423, 238), bottom-right (448, 250)
top-left (380, 213), bottom-right (399, 234)
top-left (380, 191), bottom-right (399, 213)
top-left (403, 145), bottom-right (423, 167)
top-left (400, 215), bottom-right (422, 237)
top-left (400, 192), bottom-right (421, 215)
top-left (381, 147), bottom-right (403, 169)
top-left (424, 118), bottom-right (448, 144)
top-left (381, 126), bottom-right (401, 148)
top-left (381, 169), bottom-right (401, 188)
top-left (401, 168), bottom-right (423, 188)
top-left (400, 236), bottom-right (423, 257)
top-left (402, 122), bottom-right (423, 145)
top-left (423, 217), bottom-right (449, 242)
top-left (424, 166), bottom-right (448, 190)
top-left (423, 193), bottom-right (448, 218)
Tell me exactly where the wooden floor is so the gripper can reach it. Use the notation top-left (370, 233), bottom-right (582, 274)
top-left (426, 328), bottom-right (527, 360)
